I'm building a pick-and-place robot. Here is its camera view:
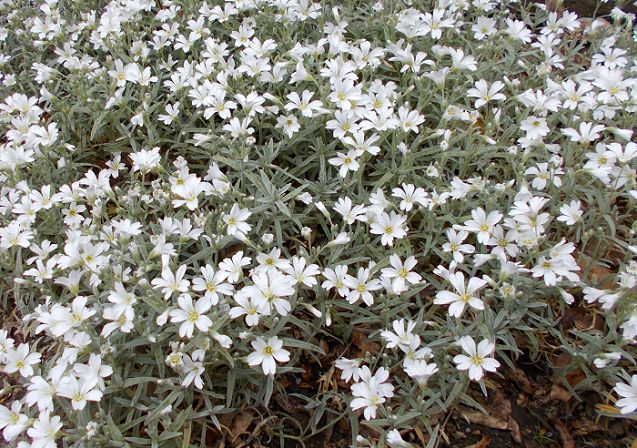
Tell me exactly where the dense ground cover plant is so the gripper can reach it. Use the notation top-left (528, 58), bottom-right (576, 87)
top-left (0, 0), bottom-right (637, 445)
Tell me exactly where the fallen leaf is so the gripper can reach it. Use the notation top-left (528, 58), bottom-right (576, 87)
top-left (566, 369), bottom-right (586, 388)
top-left (595, 404), bottom-right (620, 414)
top-left (553, 352), bottom-right (572, 368)
top-left (632, 438), bottom-right (637, 448)
top-left (572, 418), bottom-right (602, 436)
top-left (466, 435), bottom-right (490, 448)
top-left (562, 306), bottom-right (594, 331)
top-left (490, 389), bottom-right (512, 419)
top-left (507, 416), bottom-right (522, 444)
top-left (351, 329), bottom-right (380, 355)
top-left (461, 411), bottom-right (508, 431)
top-left (461, 388), bottom-right (522, 444)
top-left (318, 339), bottom-right (329, 358)
top-left (507, 369), bottom-right (535, 394)
top-left (274, 393), bottom-right (304, 414)
top-left (550, 384), bottom-right (572, 402)
top-left (516, 393), bottom-right (529, 408)
top-left (549, 414), bottom-right (575, 448)
top-left (229, 412), bottom-right (252, 444)
top-left (301, 363), bottom-right (312, 382)
top-left (414, 425), bottom-right (430, 446)
top-left (576, 253), bottom-right (617, 290)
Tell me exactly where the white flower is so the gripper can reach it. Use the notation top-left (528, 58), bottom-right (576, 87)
top-left (224, 204), bottom-right (252, 239)
top-left (255, 247), bottom-right (291, 275)
top-left (229, 291), bottom-right (263, 326)
top-left (397, 105), bottom-right (424, 133)
top-left (181, 354), bottom-right (205, 389)
top-left (243, 270), bottom-right (295, 316)
top-left (192, 264), bottom-right (233, 305)
top-left (130, 147), bottom-right (161, 173)
top-left (531, 254), bottom-right (579, 287)
top-left (392, 183), bottom-right (428, 211)
top-left (463, 207), bottom-right (502, 244)
top-left (344, 267), bottom-right (382, 306)
top-left (380, 254), bottom-right (421, 294)
top-left (73, 353), bottom-right (112, 390)
top-left (557, 200), bottom-right (583, 225)
top-left (614, 375), bottom-right (637, 414)
top-left (218, 251), bottom-right (251, 284)
top-left (4, 343), bottom-right (41, 377)
top-left (370, 211), bottom-right (407, 246)
top-left (0, 221), bottom-right (33, 249)
top-left (380, 319), bottom-right (417, 350)
top-left (328, 150), bottom-right (360, 178)
top-left (593, 352), bottom-right (621, 369)
top-left (442, 229), bottom-right (475, 263)
top-left (350, 366), bottom-right (394, 420)
top-left (25, 366), bottom-right (65, 413)
top-left (562, 122), bottom-right (606, 143)
top-left (158, 102), bottom-right (180, 125)
top-left (105, 281), bottom-right (137, 318)
top-left (322, 265), bottom-right (350, 297)
top-left (333, 197), bottom-right (367, 225)
top-left (169, 294), bottom-right (213, 338)
top-left (386, 430), bottom-right (414, 448)
top-left (327, 232), bottom-right (352, 246)
top-left (403, 359), bottom-right (438, 386)
top-left (281, 256), bottom-right (321, 288)
top-left (524, 162), bottom-right (563, 190)
top-left (434, 272), bottom-right (486, 318)
top-left (57, 376), bottom-right (102, 410)
top-left (467, 79), bottom-right (506, 108)
top-left (0, 401), bottom-right (29, 441)
top-left (247, 336), bottom-right (290, 375)
top-left (276, 114), bottom-right (300, 137)
top-left (335, 357), bottom-right (362, 382)
top-left (472, 16), bottom-right (497, 40)
top-left (0, 330), bottom-right (14, 363)
top-left (108, 60), bottom-right (137, 86)
top-left (151, 265), bottom-right (189, 300)
top-left (27, 411), bottom-right (63, 448)
top-left (453, 336), bottom-right (500, 381)
top-left (285, 90), bottom-right (323, 117)
top-left (520, 116), bottom-right (550, 139)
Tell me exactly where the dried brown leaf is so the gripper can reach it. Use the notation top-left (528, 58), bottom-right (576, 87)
top-left (351, 329), bottom-right (380, 354)
top-left (571, 418), bottom-right (602, 436)
top-left (466, 435), bottom-right (490, 448)
top-left (507, 416), bottom-right (522, 444)
top-left (576, 253), bottom-right (617, 289)
top-left (229, 412), bottom-right (252, 444)
top-left (491, 389), bottom-right (512, 420)
top-left (507, 369), bottom-right (535, 395)
top-left (549, 414), bottom-right (576, 448)
top-left (461, 411), bottom-right (509, 431)
top-left (550, 384), bottom-right (572, 402)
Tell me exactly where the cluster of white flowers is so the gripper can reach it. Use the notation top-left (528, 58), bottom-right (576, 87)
top-left (1, 0), bottom-right (637, 445)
